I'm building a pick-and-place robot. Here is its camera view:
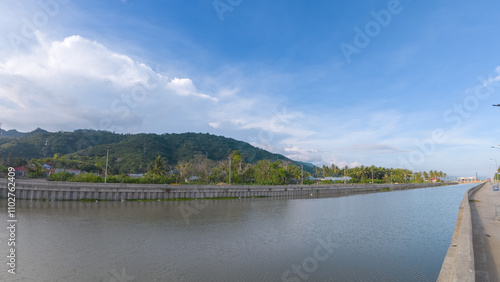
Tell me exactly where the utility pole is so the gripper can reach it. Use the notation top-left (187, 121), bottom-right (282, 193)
top-left (491, 146), bottom-right (500, 182)
top-left (344, 165), bottom-right (348, 184)
top-left (229, 158), bottom-right (231, 185)
top-left (44, 139), bottom-right (49, 158)
top-left (491, 157), bottom-right (498, 182)
top-left (105, 146), bottom-right (110, 183)
top-left (301, 164), bottom-right (303, 185)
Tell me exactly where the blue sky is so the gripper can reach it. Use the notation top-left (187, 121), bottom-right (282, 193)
top-left (1, 0), bottom-right (500, 178)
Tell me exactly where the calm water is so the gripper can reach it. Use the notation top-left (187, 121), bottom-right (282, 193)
top-left (0, 183), bottom-right (476, 282)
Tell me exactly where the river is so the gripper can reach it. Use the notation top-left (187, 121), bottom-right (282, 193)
top-left (0, 183), bottom-right (476, 281)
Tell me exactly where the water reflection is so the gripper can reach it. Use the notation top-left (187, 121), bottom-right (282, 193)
top-left (0, 183), bottom-right (475, 281)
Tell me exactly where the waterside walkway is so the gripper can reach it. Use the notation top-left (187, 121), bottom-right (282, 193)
top-left (438, 182), bottom-right (500, 282)
top-left (471, 182), bottom-right (500, 281)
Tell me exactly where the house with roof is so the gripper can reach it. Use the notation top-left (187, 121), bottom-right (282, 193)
top-left (54, 168), bottom-right (82, 175)
top-left (457, 176), bottom-right (477, 183)
top-left (14, 166), bottom-right (26, 177)
top-left (43, 164), bottom-right (53, 170)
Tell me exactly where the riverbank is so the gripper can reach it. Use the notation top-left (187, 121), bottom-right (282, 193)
top-left (0, 181), bottom-right (469, 281)
top-left (470, 182), bottom-right (500, 281)
top-left (437, 182), bottom-right (484, 281)
top-left (0, 179), bottom-right (457, 201)
top-left (437, 182), bottom-right (500, 282)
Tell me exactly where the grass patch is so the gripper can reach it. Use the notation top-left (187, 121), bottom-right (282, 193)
top-left (160, 196), bottom-right (268, 201)
top-left (469, 199), bottom-right (481, 202)
top-left (120, 196), bottom-right (268, 202)
top-left (78, 198), bottom-right (109, 202)
top-left (124, 199), bottom-right (159, 202)
top-left (378, 188), bottom-right (391, 192)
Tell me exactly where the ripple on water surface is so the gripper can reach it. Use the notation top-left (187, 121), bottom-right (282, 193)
top-left (0, 183), bottom-right (476, 281)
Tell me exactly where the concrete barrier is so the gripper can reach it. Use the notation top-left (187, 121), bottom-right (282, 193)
top-left (437, 182), bottom-right (485, 282)
top-left (0, 179), bottom-right (456, 201)
top-left (496, 203), bottom-right (500, 222)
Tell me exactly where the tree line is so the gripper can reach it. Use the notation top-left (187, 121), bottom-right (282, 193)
top-left (2, 150), bottom-right (450, 185)
top-left (0, 129), bottom-right (307, 174)
top-left (314, 164), bottom-right (448, 184)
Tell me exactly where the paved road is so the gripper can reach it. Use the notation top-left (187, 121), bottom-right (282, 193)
top-left (471, 182), bottom-right (500, 281)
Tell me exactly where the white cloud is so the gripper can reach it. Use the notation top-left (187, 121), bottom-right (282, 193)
top-left (167, 78), bottom-right (218, 101)
top-left (0, 33), bottom-right (331, 166)
top-left (208, 122), bottom-right (220, 129)
top-left (0, 33), bottom-right (219, 132)
top-left (348, 143), bottom-right (408, 154)
top-left (0, 32), bottom-right (494, 177)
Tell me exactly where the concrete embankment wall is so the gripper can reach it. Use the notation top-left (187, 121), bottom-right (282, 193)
top-left (0, 179), bottom-right (455, 201)
top-left (437, 182), bottom-right (485, 282)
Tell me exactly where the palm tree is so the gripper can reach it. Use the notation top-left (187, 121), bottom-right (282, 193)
top-left (314, 166), bottom-right (322, 178)
top-left (176, 161), bottom-right (191, 182)
top-left (332, 164), bottom-right (341, 176)
top-left (149, 156), bottom-right (166, 176)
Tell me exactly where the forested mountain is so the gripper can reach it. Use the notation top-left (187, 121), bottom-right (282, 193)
top-left (0, 127), bottom-right (48, 138)
top-left (0, 129), bottom-right (315, 174)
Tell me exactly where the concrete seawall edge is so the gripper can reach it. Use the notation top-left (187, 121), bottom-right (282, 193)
top-left (437, 182), bottom-right (485, 282)
top-left (0, 179), bottom-right (457, 201)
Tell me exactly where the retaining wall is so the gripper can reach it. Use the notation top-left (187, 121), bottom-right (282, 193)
top-left (0, 179), bottom-right (455, 201)
top-left (437, 182), bottom-right (485, 282)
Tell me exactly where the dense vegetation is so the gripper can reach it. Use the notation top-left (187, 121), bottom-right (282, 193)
top-left (313, 164), bottom-right (447, 184)
top-left (0, 128), bottom-right (449, 185)
top-left (0, 128), bottom-right (313, 174)
top-left (44, 153), bottom-right (309, 185)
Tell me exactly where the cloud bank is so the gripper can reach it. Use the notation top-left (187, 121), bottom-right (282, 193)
top-left (0, 33), bottom-right (331, 164)
top-left (1, 31), bottom-right (497, 176)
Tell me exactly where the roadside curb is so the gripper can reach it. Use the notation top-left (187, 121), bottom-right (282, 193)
top-left (437, 182), bottom-right (485, 282)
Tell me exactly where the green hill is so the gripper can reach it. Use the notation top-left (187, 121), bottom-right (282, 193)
top-left (0, 129), bottom-right (315, 174)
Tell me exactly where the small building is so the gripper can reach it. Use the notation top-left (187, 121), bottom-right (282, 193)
top-left (54, 168), bottom-right (81, 175)
top-left (14, 166), bottom-right (26, 177)
top-left (457, 176), bottom-right (477, 183)
top-left (43, 164), bottom-right (53, 170)
top-left (324, 176), bottom-right (352, 182)
top-left (67, 169), bottom-right (81, 175)
top-left (309, 176), bottom-right (322, 182)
